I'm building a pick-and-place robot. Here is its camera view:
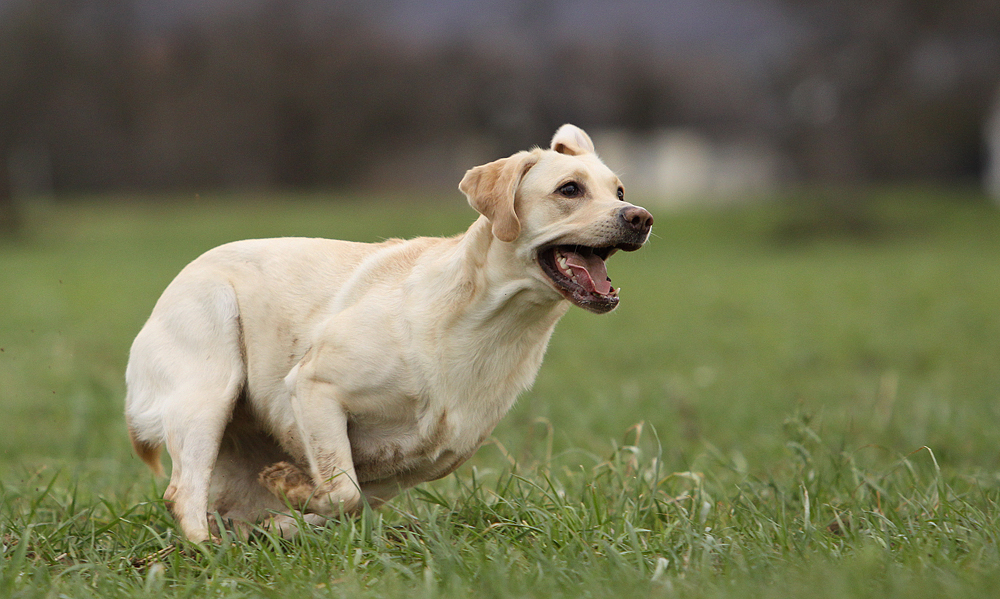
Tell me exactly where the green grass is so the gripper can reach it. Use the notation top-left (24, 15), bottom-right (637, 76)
top-left (2, 189), bottom-right (999, 597)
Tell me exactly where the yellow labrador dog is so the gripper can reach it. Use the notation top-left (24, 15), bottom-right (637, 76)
top-left (125, 125), bottom-right (652, 541)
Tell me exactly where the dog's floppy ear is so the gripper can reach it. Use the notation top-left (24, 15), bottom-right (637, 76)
top-left (550, 124), bottom-right (595, 156)
top-left (459, 151), bottom-right (538, 243)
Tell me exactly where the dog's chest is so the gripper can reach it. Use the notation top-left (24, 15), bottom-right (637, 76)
top-left (342, 334), bottom-right (549, 486)
top-left (347, 404), bottom-right (491, 485)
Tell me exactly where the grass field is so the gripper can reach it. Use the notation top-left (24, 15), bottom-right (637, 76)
top-left (1, 189), bottom-right (999, 597)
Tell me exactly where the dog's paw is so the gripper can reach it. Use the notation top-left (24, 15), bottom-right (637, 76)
top-left (207, 512), bottom-right (253, 542)
top-left (258, 461), bottom-right (316, 508)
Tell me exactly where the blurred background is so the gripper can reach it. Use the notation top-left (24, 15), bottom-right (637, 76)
top-left (2, 0), bottom-right (1000, 225)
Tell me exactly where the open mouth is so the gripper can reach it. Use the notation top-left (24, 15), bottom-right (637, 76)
top-left (538, 244), bottom-right (635, 314)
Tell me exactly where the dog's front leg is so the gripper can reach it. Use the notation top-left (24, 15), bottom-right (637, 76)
top-left (258, 360), bottom-right (362, 519)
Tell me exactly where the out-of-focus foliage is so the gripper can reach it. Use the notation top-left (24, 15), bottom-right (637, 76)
top-left (776, 0), bottom-right (1000, 182)
top-left (0, 0), bottom-right (692, 194)
top-left (1, 0), bottom-right (998, 208)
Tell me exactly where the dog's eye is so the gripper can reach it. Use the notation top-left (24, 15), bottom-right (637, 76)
top-left (617, 187), bottom-right (625, 201)
top-left (557, 182), bottom-right (583, 198)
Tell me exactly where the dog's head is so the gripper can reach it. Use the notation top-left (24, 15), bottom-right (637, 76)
top-left (460, 124), bottom-right (653, 314)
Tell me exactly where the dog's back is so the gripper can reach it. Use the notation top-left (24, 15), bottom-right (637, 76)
top-left (125, 237), bottom-right (375, 472)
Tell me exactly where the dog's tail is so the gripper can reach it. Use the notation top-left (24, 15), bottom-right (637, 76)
top-left (128, 423), bottom-right (165, 477)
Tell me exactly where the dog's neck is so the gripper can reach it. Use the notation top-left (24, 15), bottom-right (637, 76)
top-left (412, 214), bottom-right (570, 362)
top-left (454, 215), bottom-right (568, 325)
top-left (416, 216), bottom-right (569, 425)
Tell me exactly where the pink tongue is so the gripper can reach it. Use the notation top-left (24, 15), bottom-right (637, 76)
top-left (565, 251), bottom-right (612, 295)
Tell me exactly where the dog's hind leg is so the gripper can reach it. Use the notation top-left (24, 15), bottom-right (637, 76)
top-left (208, 401), bottom-right (302, 539)
top-left (162, 394), bottom-right (240, 542)
top-left (126, 282), bottom-right (246, 542)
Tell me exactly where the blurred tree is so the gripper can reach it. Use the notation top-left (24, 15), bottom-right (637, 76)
top-left (0, 0), bottom-right (70, 232)
top-left (776, 0), bottom-right (1000, 182)
top-left (0, 0), bottom-right (141, 213)
top-left (0, 170), bottom-right (13, 235)
top-left (2, 0), bottom-right (994, 197)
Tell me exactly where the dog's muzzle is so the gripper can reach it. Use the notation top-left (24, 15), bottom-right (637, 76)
top-left (537, 206), bottom-right (653, 314)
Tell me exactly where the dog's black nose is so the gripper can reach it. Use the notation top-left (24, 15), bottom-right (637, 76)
top-left (619, 206), bottom-right (653, 235)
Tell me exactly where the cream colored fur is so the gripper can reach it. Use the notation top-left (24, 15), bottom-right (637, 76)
top-left (124, 125), bottom-right (651, 541)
